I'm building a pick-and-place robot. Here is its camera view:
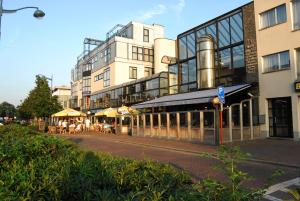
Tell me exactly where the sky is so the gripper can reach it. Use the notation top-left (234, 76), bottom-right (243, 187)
top-left (0, 0), bottom-right (251, 106)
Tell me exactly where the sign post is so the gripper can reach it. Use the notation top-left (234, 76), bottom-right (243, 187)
top-left (218, 86), bottom-right (225, 145)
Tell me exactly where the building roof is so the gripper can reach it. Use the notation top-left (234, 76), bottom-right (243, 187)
top-left (132, 84), bottom-right (251, 109)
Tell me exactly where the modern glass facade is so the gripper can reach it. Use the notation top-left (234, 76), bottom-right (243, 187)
top-left (90, 72), bottom-right (168, 111)
top-left (172, 8), bottom-right (249, 93)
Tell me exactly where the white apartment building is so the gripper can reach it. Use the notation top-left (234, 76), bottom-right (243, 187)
top-left (254, 0), bottom-right (300, 139)
top-left (52, 86), bottom-right (71, 109)
top-left (71, 21), bottom-right (176, 112)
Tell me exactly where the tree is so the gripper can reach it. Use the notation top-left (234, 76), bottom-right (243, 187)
top-left (0, 102), bottom-right (16, 118)
top-left (18, 75), bottom-right (63, 119)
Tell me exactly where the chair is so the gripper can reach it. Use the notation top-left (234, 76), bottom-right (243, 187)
top-left (59, 126), bottom-right (66, 134)
top-left (69, 126), bottom-right (75, 134)
top-left (75, 125), bottom-right (82, 134)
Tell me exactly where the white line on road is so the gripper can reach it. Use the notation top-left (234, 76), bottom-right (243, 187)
top-left (265, 177), bottom-right (300, 194)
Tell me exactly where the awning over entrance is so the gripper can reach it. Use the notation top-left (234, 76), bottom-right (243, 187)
top-left (132, 84), bottom-right (251, 109)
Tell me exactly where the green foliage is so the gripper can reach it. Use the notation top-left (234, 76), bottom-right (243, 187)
top-left (286, 188), bottom-right (300, 201)
top-left (18, 75), bottom-right (62, 119)
top-left (197, 146), bottom-right (265, 201)
top-left (0, 101), bottom-right (16, 118)
top-left (0, 125), bottom-right (201, 201)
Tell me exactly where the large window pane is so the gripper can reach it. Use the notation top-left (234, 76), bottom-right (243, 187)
top-left (169, 64), bottom-right (178, 86)
top-left (187, 33), bottom-right (196, 58)
top-left (232, 45), bottom-right (245, 68)
top-left (207, 23), bottom-right (217, 42)
top-left (220, 48), bottom-right (232, 69)
top-left (188, 59), bottom-right (197, 82)
top-left (293, 0), bottom-right (300, 29)
top-left (180, 62), bottom-right (189, 84)
top-left (230, 13), bottom-right (244, 44)
top-left (197, 28), bottom-right (206, 38)
top-left (179, 36), bottom-right (187, 60)
top-left (218, 18), bottom-right (230, 48)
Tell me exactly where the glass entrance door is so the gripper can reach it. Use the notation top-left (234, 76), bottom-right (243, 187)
top-left (268, 97), bottom-right (293, 138)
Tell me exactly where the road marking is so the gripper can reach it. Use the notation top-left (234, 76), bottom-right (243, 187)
top-left (265, 177), bottom-right (300, 194)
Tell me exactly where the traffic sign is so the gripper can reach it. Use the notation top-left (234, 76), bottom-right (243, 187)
top-left (218, 86), bottom-right (225, 104)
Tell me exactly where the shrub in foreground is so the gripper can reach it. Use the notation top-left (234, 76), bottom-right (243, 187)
top-left (0, 125), bottom-right (200, 201)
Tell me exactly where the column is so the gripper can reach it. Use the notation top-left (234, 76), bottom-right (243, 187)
top-left (249, 100), bottom-right (254, 140)
top-left (200, 111), bottom-right (204, 142)
top-left (158, 113), bottom-right (161, 138)
top-left (166, 113), bottom-right (170, 139)
top-left (229, 106), bottom-right (233, 142)
top-left (187, 112), bottom-right (191, 141)
top-left (240, 103), bottom-right (243, 141)
top-left (176, 112), bottom-right (180, 139)
top-left (150, 113), bottom-right (153, 137)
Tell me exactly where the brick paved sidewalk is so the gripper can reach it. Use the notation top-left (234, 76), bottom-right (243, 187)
top-left (63, 132), bottom-right (300, 168)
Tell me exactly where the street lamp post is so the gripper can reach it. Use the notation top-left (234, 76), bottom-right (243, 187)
top-left (0, 0), bottom-right (45, 38)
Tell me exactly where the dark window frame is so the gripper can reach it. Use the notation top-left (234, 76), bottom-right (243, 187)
top-left (129, 66), bottom-right (137, 79)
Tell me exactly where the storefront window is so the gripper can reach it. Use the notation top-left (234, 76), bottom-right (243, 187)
top-left (232, 105), bottom-right (240, 127)
top-left (191, 112), bottom-right (200, 128)
top-left (139, 115), bottom-right (144, 128)
top-left (145, 114), bottom-right (150, 127)
top-left (242, 101), bottom-right (250, 127)
top-left (204, 112), bottom-right (214, 128)
top-left (153, 114), bottom-right (158, 127)
top-left (180, 113), bottom-right (188, 127)
top-left (161, 113), bottom-right (167, 127)
top-left (169, 113), bottom-right (177, 128)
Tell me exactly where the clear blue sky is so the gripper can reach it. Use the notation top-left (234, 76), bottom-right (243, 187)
top-left (0, 0), bottom-right (251, 106)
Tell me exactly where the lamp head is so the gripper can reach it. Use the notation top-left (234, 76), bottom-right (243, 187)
top-left (33, 9), bottom-right (45, 18)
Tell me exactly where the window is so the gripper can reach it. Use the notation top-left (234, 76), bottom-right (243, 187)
top-left (293, 0), bottom-right (300, 30)
top-left (179, 36), bottom-right (187, 60)
top-left (263, 51), bottom-right (290, 72)
top-left (187, 33), bottom-right (196, 58)
top-left (296, 49), bottom-right (300, 77)
top-left (220, 48), bottom-right (232, 69)
top-left (144, 48), bottom-right (154, 62)
top-left (144, 67), bottom-right (154, 77)
top-left (94, 73), bottom-right (103, 82)
top-left (260, 4), bottom-right (287, 29)
top-left (103, 68), bottom-right (110, 87)
top-left (230, 13), bottom-right (244, 44)
top-left (191, 112), bottom-right (200, 128)
top-left (180, 113), bottom-right (188, 127)
top-left (103, 47), bottom-right (111, 63)
top-left (82, 77), bottom-right (91, 92)
top-left (180, 62), bottom-right (189, 84)
top-left (143, 28), bottom-right (149, 42)
top-left (232, 45), bottom-right (245, 68)
top-left (132, 46), bottom-right (143, 61)
top-left (129, 67), bottom-right (137, 79)
top-left (218, 18), bottom-right (230, 48)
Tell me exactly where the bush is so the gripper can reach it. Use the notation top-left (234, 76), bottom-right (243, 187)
top-left (0, 125), bottom-right (201, 201)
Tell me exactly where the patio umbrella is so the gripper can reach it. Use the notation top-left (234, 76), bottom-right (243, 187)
top-left (51, 108), bottom-right (87, 117)
top-left (95, 108), bottom-right (118, 118)
top-left (117, 106), bottom-right (140, 115)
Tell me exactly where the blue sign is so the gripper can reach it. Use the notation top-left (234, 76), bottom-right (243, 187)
top-left (218, 86), bottom-right (225, 104)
